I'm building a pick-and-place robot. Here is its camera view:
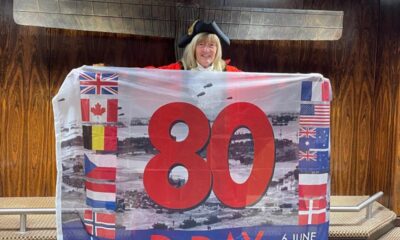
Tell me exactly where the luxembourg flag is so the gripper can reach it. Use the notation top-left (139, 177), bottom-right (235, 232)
top-left (86, 181), bottom-right (116, 210)
top-left (84, 153), bottom-right (117, 181)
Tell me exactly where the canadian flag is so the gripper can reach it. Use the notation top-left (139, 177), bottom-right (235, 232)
top-left (81, 97), bottom-right (118, 123)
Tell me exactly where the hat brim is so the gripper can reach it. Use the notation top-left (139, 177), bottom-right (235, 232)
top-left (178, 35), bottom-right (192, 48)
top-left (178, 21), bottom-right (230, 48)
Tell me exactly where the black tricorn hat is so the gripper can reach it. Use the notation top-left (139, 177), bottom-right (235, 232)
top-left (178, 20), bottom-right (230, 48)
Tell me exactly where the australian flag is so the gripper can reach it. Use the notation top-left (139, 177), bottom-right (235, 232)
top-left (298, 150), bottom-right (329, 172)
top-left (298, 127), bottom-right (330, 173)
top-left (80, 72), bottom-right (118, 95)
top-left (299, 128), bottom-right (329, 150)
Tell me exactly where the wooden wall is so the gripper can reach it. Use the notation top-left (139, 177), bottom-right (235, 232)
top-left (1, 0), bottom-right (400, 213)
top-left (374, 0), bottom-right (400, 213)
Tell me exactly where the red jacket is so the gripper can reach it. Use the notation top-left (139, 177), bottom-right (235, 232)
top-left (151, 61), bottom-right (242, 72)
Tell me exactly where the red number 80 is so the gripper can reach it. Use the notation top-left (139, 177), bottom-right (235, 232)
top-left (143, 102), bottom-right (275, 209)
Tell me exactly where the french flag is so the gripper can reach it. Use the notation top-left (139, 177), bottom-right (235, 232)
top-left (86, 181), bottom-right (116, 211)
top-left (301, 80), bottom-right (331, 102)
top-left (84, 209), bottom-right (116, 240)
top-left (84, 153), bottom-right (117, 181)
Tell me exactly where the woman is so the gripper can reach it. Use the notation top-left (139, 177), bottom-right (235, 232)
top-left (156, 20), bottom-right (241, 72)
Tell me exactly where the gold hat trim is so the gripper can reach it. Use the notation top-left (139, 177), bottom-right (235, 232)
top-left (188, 20), bottom-right (199, 35)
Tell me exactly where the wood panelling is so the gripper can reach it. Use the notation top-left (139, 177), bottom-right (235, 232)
top-left (0, 0), bottom-right (177, 197)
top-left (0, 8), bottom-right (51, 195)
top-left (303, 0), bottom-right (379, 197)
top-left (227, 0), bottom-right (380, 197)
top-left (374, 0), bottom-right (400, 212)
top-left (394, 78), bottom-right (400, 213)
top-left (0, 14), bottom-right (6, 196)
top-left (1, 0), bottom-right (400, 214)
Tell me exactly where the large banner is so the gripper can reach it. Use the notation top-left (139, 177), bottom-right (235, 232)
top-left (53, 66), bottom-right (332, 240)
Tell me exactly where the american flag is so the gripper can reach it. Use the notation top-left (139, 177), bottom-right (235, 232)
top-left (299, 104), bottom-right (330, 126)
top-left (80, 72), bottom-right (118, 95)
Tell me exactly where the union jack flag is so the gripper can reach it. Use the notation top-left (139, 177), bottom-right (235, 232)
top-left (299, 127), bottom-right (316, 138)
top-left (299, 150), bottom-right (317, 161)
top-left (80, 72), bottom-right (118, 95)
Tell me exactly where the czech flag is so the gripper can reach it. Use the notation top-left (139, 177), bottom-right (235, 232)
top-left (84, 153), bottom-right (117, 181)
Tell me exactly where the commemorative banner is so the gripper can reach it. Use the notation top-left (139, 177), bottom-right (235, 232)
top-left (53, 66), bottom-right (332, 240)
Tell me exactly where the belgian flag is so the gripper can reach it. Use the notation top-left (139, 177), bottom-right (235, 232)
top-left (83, 125), bottom-right (117, 151)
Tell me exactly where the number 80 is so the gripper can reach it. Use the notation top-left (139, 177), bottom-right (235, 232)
top-left (143, 102), bottom-right (275, 210)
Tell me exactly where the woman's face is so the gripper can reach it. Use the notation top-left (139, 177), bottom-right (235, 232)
top-left (195, 39), bottom-right (217, 68)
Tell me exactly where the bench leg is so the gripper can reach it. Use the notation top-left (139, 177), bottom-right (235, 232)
top-left (20, 214), bottom-right (26, 233)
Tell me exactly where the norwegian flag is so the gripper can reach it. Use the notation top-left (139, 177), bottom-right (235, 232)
top-left (80, 72), bottom-right (118, 95)
top-left (298, 173), bottom-right (328, 225)
top-left (81, 98), bottom-right (118, 123)
top-left (299, 104), bottom-right (330, 126)
top-left (84, 209), bottom-right (116, 239)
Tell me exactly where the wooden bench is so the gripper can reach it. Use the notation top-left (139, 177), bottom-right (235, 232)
top-left (0, 197), bottom-right (56, 240)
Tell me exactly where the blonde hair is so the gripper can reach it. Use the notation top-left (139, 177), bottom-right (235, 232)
top-left (181, 33), bottom-right (226, 71)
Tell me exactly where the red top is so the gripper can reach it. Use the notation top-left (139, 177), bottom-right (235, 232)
top-left (147, 61), bottom-right (241, 72)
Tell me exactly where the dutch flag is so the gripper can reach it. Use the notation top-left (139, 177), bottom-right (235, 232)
top-left (85, 181), bottom-right (116, 211)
